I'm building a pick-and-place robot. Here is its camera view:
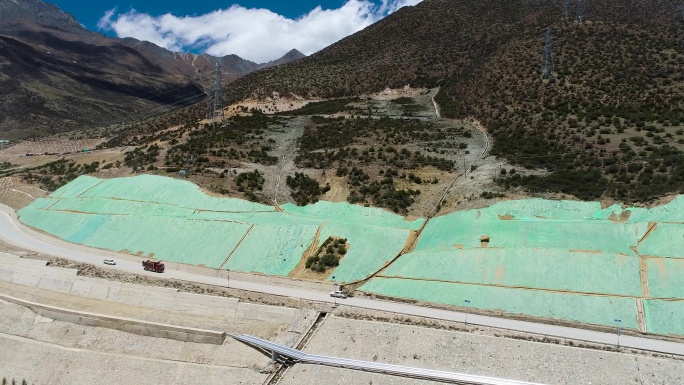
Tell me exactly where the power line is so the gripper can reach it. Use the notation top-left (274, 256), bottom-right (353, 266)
top-left (577, 0), bottom-right (587, 22)
top-left (214, 62), bottom-right (225, 124)
top-left (541, 27), bottom-right (555, 78)
top-left (99, 92), bottom-right (207, 131)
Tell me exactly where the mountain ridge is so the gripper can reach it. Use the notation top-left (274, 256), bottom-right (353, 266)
top-left (222, 0), bottom-right (684, 203)
top-left (0, 0), bottom-right (305, 138)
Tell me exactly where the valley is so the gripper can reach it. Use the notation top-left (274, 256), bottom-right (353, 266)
top-left (0, 0), bottom-right (683, 384)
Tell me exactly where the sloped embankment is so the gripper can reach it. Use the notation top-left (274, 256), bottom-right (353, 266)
top-left (17, 175), bottom-right (423, 283)
top-left (360, 197), bottom-right (684, 336)
top-left (18, 175), bottom-right (684, 336)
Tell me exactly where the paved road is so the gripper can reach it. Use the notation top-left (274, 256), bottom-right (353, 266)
top-left (1, 206), bottom-right (683, 356)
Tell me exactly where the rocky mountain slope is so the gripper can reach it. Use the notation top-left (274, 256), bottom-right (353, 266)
top-left (0, 0), bottom-right (304, 138)
top-left (224, 0), bottom-right (684, 203)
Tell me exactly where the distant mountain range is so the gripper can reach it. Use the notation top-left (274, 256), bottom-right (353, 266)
top-left (0, 0), bottom-right (305, 138)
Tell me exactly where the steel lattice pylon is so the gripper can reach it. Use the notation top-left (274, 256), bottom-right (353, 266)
top-left (541, 27), bottom-right (554, 78)
top-left (212, 62), bottom-right (225, 123)
top-left (577, 0), bottom-right (587, 22)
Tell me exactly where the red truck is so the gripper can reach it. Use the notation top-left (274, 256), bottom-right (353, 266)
top-left (142, 260), bottom-right (165, 273)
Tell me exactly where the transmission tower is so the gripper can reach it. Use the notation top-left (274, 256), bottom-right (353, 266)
top-left (211, 62), bottom-right (225, 123)
top-left (205, 84), bottom-right (213, 120)
top-left (577, 0), bottom-right (586, 22)
top-left (541, 27), bottom-right (555, 78)
top-left (563, 0), bottom-right (570, 17)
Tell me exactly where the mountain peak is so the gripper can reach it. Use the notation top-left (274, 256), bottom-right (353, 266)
top-left (0, 0), bottom-right (86, 35)
top-left (260, 48), bottom-right (306, 69)
top-left (284, 49), bottom-right (306, 59)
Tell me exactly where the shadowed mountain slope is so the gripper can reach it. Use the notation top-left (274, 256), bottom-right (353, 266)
top-left (0, 0), bottom-right (304, 138)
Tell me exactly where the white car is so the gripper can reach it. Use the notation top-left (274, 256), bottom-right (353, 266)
top-left (103, 259), bottom-right (116, 265)
top-left (330, 290), bottom-right (347, 299)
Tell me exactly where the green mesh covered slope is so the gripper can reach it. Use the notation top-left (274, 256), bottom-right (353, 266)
top-left (18, 175), bottom-right (684, 336)
top-left (18, 175), bottom-right (418, 282)
top-left (379, 248), bottom-right (642, 296)
top-left (361, 196), bottom-right (684, 335)
top-left (361, 278), bottom-right (639, 329)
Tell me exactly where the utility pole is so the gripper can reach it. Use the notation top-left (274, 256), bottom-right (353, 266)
top-left (212, 62), bottom-right (225, 124)
top-left (614, 319), bottom-right (622, 348)
top-left (541, 27), bottom-right (555, 78)
top-left (464, 299), bottom-right (471, 327)
top-left (577, 0), bottom-right (586, 22)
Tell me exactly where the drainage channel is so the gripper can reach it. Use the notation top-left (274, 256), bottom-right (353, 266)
top-left (265, 311), bottom-right (328, 385)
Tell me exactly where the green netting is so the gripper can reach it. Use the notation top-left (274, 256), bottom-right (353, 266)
top-left (49, 175), bottom-right (102, 198)
top-left (192, 210), bottom-right (321, 226)
top-left (17, 175), bottom-right (416, 281)
top-left (381, 248), bottom-right (641, 296)
top-left (49, 197), bottom-right (197, 217)
top-left (639, 224), bottom-right (684, 259)
top-left (281, 201), bottom-right (424, 230)
top-left (628, 196), bottom-right (684, 223)
top-left (19, 209), bottom-right (251, 267)
top-left (225, 224), bottom-right (320, 275)
top-left (644, 300), bottom-right (684, 335)
top-left (16, 174), bottom-right (684, 334)
top-left (316, 223), bottom-right (411, 282)
top-left (647, 258), bottom-right (684, 298)
top-left (24, 197), bottom-right (58, 210)
top-left (415, 213), bottom-right (645, 255)
top-left (80, 175), bottom-right (275, 212)
top-left (360, 278), bottom-right (638, 329)
top-left (478, 199), bottom-right (603, 220)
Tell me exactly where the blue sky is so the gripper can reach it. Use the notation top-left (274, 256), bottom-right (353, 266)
top-left (50, 1), bottom-right (351, 31)
top-left (49, 0), bottom-right (421, 62)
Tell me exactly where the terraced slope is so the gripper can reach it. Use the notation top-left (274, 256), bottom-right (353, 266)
top-left (16, 175), bottom-right (684, 335)
top-left (18, 175), bottom-right (423, 283)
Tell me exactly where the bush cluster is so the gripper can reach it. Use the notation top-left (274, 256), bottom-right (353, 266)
top-left (18, 159), bottom-right (103, 191)
top-left (236, 170), bottom-right (264, 191)
top-left (306, 237), bottom-right (348, 273)
top-left (286, 172), bottom-right (330, 206)
top-left (164, 113), bottom-right (280, 172)
top-left (124, 144), bottom-right (159, 171)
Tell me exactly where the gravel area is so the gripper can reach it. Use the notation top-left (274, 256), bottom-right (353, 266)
top-left (278, 315), bottom-right (684, 385)
top-left (0, 276), bottom-right (319, 385)
top-left (0, 280), bottom-right (288, 338)
top-left (0, 300), bottom-right (271, 385)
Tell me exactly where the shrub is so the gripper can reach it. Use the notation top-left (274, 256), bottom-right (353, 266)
top-left (286, 173), bottom-right (330, 206)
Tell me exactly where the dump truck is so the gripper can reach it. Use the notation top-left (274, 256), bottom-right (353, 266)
top-left (142, 260), bottom-right (165, 273)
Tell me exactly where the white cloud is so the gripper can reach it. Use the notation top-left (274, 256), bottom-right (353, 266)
top-left (97, 0), bottom-right (422, 63)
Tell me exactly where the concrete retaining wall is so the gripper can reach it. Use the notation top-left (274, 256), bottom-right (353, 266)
top-left (0, 252), bottom-right (299, 329)
top-left (0, 293), bottom-right (226, 345)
